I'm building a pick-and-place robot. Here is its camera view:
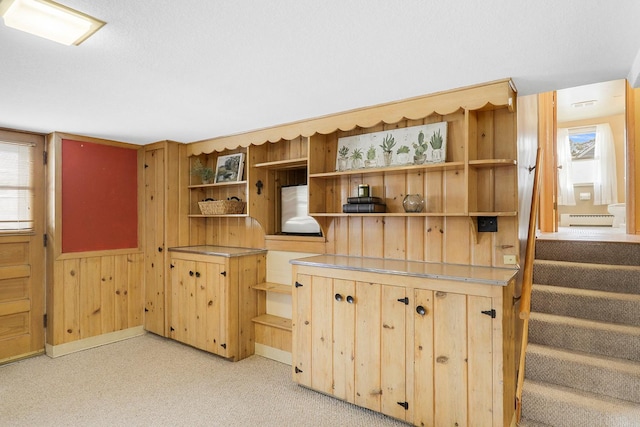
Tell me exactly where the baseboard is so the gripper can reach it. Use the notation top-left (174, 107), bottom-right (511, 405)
top-left (45, 326), bottom-right (146, 358)
top-left (254, 343), bottom-right (292, 365)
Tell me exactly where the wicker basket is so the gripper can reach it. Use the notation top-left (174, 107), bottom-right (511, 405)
top-left (198, 200), bottom-right (246, 215)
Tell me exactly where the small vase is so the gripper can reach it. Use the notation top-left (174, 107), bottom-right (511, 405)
top-left (351, 158), bottom-right (363, 169)
top-left (403, 194), bottom-right (425, 213)
top-left (365, 159), bottom-right (377, 168)
top-left (383, 152), bottom-right (393, 166)
top-left (337, 157), bottom-right (348, 171)
top-left (397, 153), bottom-right (409, 165)
top-left (414, 154), bottom-right (426, 165)
top-left (431, 148), bottom-right (444, 163)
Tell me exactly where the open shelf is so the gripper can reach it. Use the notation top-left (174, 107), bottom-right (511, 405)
top-left (251, 314), bottom-right (292, 332)
top-left (469, 159), bottom-right (517, 168)
top-left (252, 282), bottom-right (292, 295)
top-left (310, 212), bottom-right (469, 217)
top-left (309, 161), bottom-right (465, 179)
top-left (253, 157), bottom-right (308, 170)
top-left (188, 214), bottom-right (248, 218)
top-left (188, 180), bottom-right (247, 189)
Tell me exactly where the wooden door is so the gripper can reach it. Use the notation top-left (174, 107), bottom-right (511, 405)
top-left (169, 258), bottom-right (196, 345)
top-left (0, 132), bottom-right (45, 363)
top-left (144, 147), bottom-right (165, 335)
top-left (380, 285), bottom-right (407, 420)
top-left (292, 272), bottom-right (312, 387)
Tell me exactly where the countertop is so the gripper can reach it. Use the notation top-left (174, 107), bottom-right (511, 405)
top-left (290, 254), bottom-right (518, 286)
top-left (168, 245), bottom-right (267, 257)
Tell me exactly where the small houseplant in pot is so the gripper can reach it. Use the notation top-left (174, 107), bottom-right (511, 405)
top-left (412, 131), bottom-right (428, 164)
top-left (365, 145), bottom-right (377, 168)
top-left (337, 146), bottom-right (350, 171)
top-left (379, 134), bottom-right (396, 166)
top-left (396, 145), bottom-right (410, 164)
top-left (350, 147), bottom-right (363, 169)
top-left (191, 158), bottom-right (215, 184)
top-left (429, 129), bottom-right (445, 162)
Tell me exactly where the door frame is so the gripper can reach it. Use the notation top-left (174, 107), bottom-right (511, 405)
top-left (538, 83), bottom-right (638, 234)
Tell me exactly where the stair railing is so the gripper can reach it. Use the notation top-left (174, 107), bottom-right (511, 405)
top-left (515, 147), bottom-right (543, 423)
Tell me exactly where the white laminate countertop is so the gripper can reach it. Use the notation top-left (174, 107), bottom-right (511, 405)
top-left (290, 254), bottom-right (518, 286)
top-left (168, 245), bottom-right (267, 257)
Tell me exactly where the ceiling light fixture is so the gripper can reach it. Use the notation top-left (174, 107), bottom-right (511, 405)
top-left (570, 100), bottom-right (597, 109)
top-left (0, 0), bottom-right (105, 46)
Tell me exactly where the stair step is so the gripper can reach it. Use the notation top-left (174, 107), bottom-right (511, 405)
top-left (521, 379), bottom-right (640, 427)
top-left (525, 343), bottom-right (640, 403)
top-left (528, 312), bottom-right (640, 362)
top-left (533, 259), bottom-right (640, 294)
top-left (531, 284), bottom-right (640, 326)
top-left (535, 240), bottom-right (640, 266)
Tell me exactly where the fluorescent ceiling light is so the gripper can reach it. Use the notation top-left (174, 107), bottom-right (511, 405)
top-left (0, 0), bottom-right (105, 46)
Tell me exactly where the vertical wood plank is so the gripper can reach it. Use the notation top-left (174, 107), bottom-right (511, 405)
top-left (332, 279), bottom-right (355, 403)
top-left (434, 291), bottom-right (468, 427)
top-left (311, 275), bottom-right (333, 395)
top-left (114, 255), bottom-right (130, 331)
top-left (355, 281), bottom-right (381, 412)
top-left (413, 288), bottom-right (435, 427)
top-left (62, 259), bottom-right (80, 343)
top-left (127, 252), bottom-right (144, 328)
top-left (100, 256), bottom-right (115, 334)
top-left (79, 256), bottom-right (102, 339)
top-left (381, 285), bottom-right (406, 420)
top-left (292, 271), bottom-right (312, 387)
top-left (467, 295), bottom-right (494, 427)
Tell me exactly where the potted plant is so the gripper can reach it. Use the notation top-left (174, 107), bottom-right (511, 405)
top-left (365, 145), bottom-right (377, 168)
top-left (191, 158), bottom-right (215, 184)
top-left (396, 145), bottom-right (410, 164)
top-left (379, 134), bottom-right (396, 166)
top-left (350, 147), bottom-right (363, 169)
top-left (337, 146), bottom-right (350, 171)
top-left (412, 131), bottom-right (428, 164)
top-left (429, 129), bottom-right (445, 162)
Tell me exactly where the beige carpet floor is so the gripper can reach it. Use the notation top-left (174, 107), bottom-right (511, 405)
top-left (0, 334), bottom-right (407, 426)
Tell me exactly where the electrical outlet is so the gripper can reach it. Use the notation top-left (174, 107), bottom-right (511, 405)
top-left (503, 255), bottom-right (517, 265)
top-left (477, 216), bottom-right (498, 232)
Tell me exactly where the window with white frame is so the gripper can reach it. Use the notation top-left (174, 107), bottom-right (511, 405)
top-left (0, 140), bottom-right (35, 231)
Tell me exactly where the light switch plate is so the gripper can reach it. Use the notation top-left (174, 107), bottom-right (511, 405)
top-left (503, 255), bottom-right (517, 265)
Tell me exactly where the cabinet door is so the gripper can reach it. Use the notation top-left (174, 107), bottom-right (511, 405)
top-left (170, 258), bottom-right (196, 345)
top-left (380, 285), bottom-right (407, 420)
top-left (292, 273), bottom-right (312, 387)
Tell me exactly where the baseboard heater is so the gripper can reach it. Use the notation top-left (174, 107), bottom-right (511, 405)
top-left (560, 214), bottom-right (614, 227)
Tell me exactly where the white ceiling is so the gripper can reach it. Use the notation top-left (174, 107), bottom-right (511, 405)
top-left (1, 0), bottom-right (640, 145)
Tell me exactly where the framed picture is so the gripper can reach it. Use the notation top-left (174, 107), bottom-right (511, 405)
top-left (214, 153), bottom-right (245, 183)
top-left (335, 122), bottom-right (448, 171)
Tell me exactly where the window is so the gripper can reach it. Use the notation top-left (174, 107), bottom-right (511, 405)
top-left (0, 140), bottom-right (35, 231)
top-left (568, 127), bottom-right (596, 185)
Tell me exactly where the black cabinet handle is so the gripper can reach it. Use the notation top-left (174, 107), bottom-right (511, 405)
top-left (158, 247), bottom-right (163, 252)
top-left (335, 293), bottom-right (343, 302)
top-left (195, 271), bottom-right (201, 278)
top-left (346, 295), bottom-right (354, 304)
top-left (189, 271), bottom-right (194, 276)
top-left (416, 305), bottom-right (427, 316)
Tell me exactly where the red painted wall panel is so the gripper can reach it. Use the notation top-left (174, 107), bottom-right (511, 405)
top-left (61, 139), bottom-right (138, 253)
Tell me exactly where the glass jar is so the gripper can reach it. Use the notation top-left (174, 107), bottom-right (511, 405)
top-left (403, 194), bottom-right (425, 213)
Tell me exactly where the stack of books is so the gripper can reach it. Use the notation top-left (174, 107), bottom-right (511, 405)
top-left (342, 196), bottom-right (386, 213)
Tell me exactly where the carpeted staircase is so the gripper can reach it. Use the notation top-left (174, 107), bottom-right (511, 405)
top-left (519, 239), bottom-right (640, 427)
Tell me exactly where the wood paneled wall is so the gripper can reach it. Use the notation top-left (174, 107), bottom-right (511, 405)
top-left (49, 252), bottom-right (144, 345)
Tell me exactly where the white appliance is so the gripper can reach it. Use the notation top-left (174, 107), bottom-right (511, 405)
top-left (281, 185), bottom-right (321, 235)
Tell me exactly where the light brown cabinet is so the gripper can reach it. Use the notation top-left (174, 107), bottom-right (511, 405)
top-left (168, 247), bottom-right (266, 361)
top-left (291, 256), bottom-right (517, 426)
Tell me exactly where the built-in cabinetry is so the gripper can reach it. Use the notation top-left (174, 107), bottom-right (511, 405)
top-left (168, 246), bottom-right (266, 361)
top-left (291, 255), bottom-right (517, 427)
top-left (143, 141), bottom-right (181, 336)
top-left (307, 107), bottom-right (516, 218)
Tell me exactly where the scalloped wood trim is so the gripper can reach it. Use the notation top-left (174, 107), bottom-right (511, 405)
top-left (188, 78), bottom-right (516, 156)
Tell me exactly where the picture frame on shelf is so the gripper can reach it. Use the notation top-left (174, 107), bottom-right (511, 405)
top-left (335, 122), bottom-right (448, 170)
top-left (214, 153), bottom-right (245, 183)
